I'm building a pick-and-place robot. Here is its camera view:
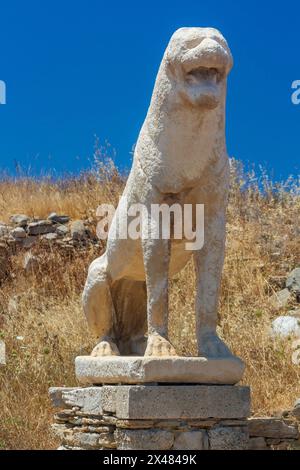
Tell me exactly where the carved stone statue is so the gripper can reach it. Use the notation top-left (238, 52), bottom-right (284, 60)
top-left (83, 27), bottom-right (234, 359)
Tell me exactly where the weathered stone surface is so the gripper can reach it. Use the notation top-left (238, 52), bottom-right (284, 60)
top-left (42, 232), bottom-right (58, 241)
top-left (189, 420), bottom-right (218, 429)
top-left (62, 388), bottom-right (103, 414)
top-left (87, 425), bottom-right (114, 433)
top-left (270, 289), bottom-right (292, 309)
top-left (271, 316), bottom-right (300, 339)
top-left (115, 429), bottom-right (174, 450)
top-left (286, 268), bottom-right (300, 294)
top-left (28, 220), bottom-right (55, 235)
top-left (64, 432), bottom-right (101, 449)
top-left (71, 220), bottom-right (86, 240)
top-left (10, 214), bottom-right (30, 227)
top-left (48, 213), bottom-right (70, 224)
top-left (75, 356), bottom-right (245, 385)
top-left (49, 387), bottom-right (77, 408)
top-left (98, 432), bottom-right (116, 449)
top-left (173, 431), bottom-right (208, 450)
top-left (57, 445), bottom-right (85, 450)
top-left (269, 440), bottom-right (295, 450)
top-left (52, 424), bottom-right (103, 449)
top-left (248, 418), bottom-right (299, 439)
top-left (248, 437), bottom-right (268, 450)
top-left (49, 387), bottom-right (103, 413)
top-left (11, 227), bottom-right (26, 239)
top-left (101, 386), bottom-right (117, 413)
top-left (56, 225), bottom-right (69, 236)
top-left (209, 426), bottom-right (249, 450)
top-left (116, 420), bottom-right (155, 430)
top-left (155, 420), bottom-right (188, 430)
top-left (114, 385), bottom-right (250, 420)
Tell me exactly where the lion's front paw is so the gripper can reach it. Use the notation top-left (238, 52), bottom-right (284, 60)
top-left (144, 333), bottom-right (178, 357)
top-left (91, 338), bottom-right (120, 357)
top-left (198, 332), bottom-right (233, 359)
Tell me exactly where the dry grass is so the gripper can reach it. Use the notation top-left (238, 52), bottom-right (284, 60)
top-left (0, 157), bottom-right (299, 449)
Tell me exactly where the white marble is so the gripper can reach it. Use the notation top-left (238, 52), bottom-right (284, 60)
top-left (82, 28), bottom-right (237, 363)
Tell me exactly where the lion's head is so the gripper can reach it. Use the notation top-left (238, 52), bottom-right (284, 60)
top-left (164, 27), bottom-right (233, 109)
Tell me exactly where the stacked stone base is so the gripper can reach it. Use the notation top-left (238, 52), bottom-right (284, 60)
top-left (248, 418), bottom-right (299, 450)
top-left (50, 385), bottom-right (250, 450)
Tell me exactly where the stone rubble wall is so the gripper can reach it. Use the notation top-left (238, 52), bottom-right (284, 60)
top-left (49, 386), bottom-right (300, 451)
top-left (0, 213), bottom-right (101, 257)
top-left (0, 213), bottom-right (102, 281)
top-left (248, 417), bottom-right (300, 450)
top-left (51, 408), bottom-right (249, 451)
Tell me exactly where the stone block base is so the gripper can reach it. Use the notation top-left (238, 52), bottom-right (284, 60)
top-left (49, 384), bottom-right (250, 450)
top-left (75, 356), bottom-right (245, 385)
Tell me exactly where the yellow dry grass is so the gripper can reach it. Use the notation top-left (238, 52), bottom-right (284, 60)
top-left (0, 157), bottom-right (299, 449)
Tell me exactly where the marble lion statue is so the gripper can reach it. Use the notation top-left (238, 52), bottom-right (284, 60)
top-left (83, 27), bottom-right (234, 358)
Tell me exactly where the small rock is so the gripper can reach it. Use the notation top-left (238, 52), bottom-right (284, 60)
top-left (271, 316), bottom-right (300, 339)
top-left (248, 437), bottom-right (268, 450)
top-left (41, 233), bottom-right (58, 241)
top-left (0, 224), bottom-right (10, 237)
top-left (10, 214), bottom-right (30, 227)
top-left (56, 225), bottom-right (69, 237)
top-left (98, 433), bottom-right (117, 449)
top-left (28, 220), bottom-right (55, 235)
top-left (248, 418), bottom-right (299, 439)
top-left (115, 429), bottom-right (174, 450)
top-left (70, 220), bottom-right (87, 241)
top-left (209, 426), bottom-right (249, 450)
top-left (23, 252), bottom-right (39, 273)
top-left (48, 213), bottom-right (70, 224)
top-left (11, 227), bottom-right (26, 239)
top-left (52, 424), bottom-right (100, 449)
top-left (270, 288), bottom-right (292, 309)
top-left (173, 431), bottom-right (208, 450)
top-left (286, 268), bottom-right (300, 294)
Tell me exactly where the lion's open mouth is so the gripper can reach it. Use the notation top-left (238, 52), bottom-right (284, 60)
top-left (182, 65), bottom-right (224, 109)
top-left (185, 66), bottom-right (224, 86)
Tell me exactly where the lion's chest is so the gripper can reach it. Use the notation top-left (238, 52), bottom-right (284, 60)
top-left (137, 123), bottom-right (217, 193)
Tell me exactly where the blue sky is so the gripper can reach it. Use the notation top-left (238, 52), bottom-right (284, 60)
top-left (0, 0), bottom-right (299, 180)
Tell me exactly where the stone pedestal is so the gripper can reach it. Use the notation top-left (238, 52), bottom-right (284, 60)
top-left (50, 356), bottom-right (250, 450)
top-left (75, 355), bottom-right (245, 385)
top-left (50, 381), bottom-right (250, 449)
